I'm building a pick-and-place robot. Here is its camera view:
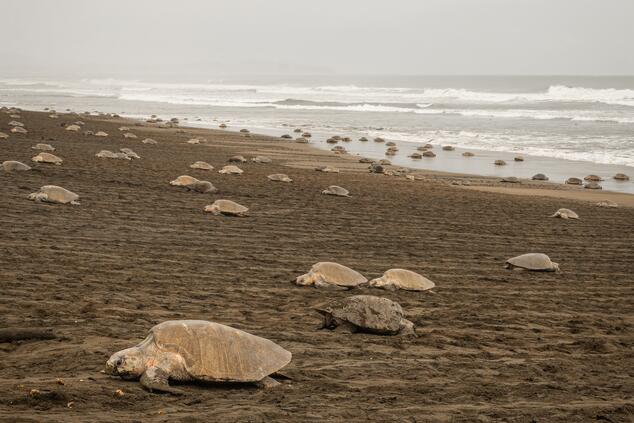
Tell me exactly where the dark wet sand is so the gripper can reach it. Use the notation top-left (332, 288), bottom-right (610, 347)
top-left (1, 111), bottom-right (633, 422)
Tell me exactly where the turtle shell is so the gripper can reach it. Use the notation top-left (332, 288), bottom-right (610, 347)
top-left (506, 253), bottom-right (558, 271)
top-left (170, 175), bottom-right (198, 186)
top-left (32, 152), bottom-right (62, 164)
top-left (32, 143), bottom-right (55, 151)
top-left (2, 160), bottom-right (31, 171)
top-left (297, 262), bottom-right (367, 287)
top-left (190, 161), bottom-right (214, 170)
top-left (219, 165), bottom-right (243, 174)
top-left (369, 268), bottom-right (435, 291)
top-left (204, 199), bottom-right (248, 216)
top-left (321, 295), bottom-right (405, 335)
top-left (322, 186), bottom-right (349, 197)
top-left (532, 173), bottom-right (548, 181)
top-left (268, 174), bottom-right (292, 182)
top-left (150, 320), bottom-right (291, 382)
top-left (32, 185), bottom-right (79, 204)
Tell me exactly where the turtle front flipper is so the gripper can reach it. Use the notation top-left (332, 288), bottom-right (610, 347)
top-left (140, 366), bottom-right (183, 395)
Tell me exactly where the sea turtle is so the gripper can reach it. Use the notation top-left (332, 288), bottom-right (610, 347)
top-left (342, 137), bottom-right (352, 142)
top-left (65, 124), bottom-right (81, 132)
top-left (32, 152), bottom-right (63, 165)
top-left (8, 120), bottom-right (24, 127)
top-left (32, 143), bottom-right (55, 151)
top-left (219, 123), bottom-right (227, 129)
top-left (251, 156), bottom-right (272, 163)
top-left (105, 320), bottom-right (291, 394)
top-left (551, 208), bottom-right (579, 219)
top-left (332, 146), bottom-right (347, 154)
top-left (613, 173), bottom-right (629, 181)
top-left (442, 146), bottom-right (455, 151)
top-left (314, 295), bottom-right (415, 335)
top-left (409, 153), bottom-right (422, 159)
top-left (596, 200), bottom-right (618, 208)
top-left (219, 165), bottom-right (244, 175)
top-left (11, 127), bottom-right (27, 134)
top-left (374, 137), bottom-right (385, 143)
top-left (302, 132), bottom-right (312, 138)
top-left (280, 134), bottom-right (292, 139)
top-left (190, 161), bottom-right (214, 170)
top-left (123, 132), bottom-right (137, 139)
top-left (422, 151), bottom-right (436, 157)
top-left (359, 157), bottom-right (374, 163)
top-left (186, 138), bottom-right (200, 144)
top-left (368, 269), bottom-right (435, 291)
top-left (501, 176), bottom-right (520, 183)
top-left (240, 128), bottom-right (250, 133)
top-left (28, 185), bottom-right (80, 205)
top-left (295, 138), bottom-right (308, 143)
top-left (170, 175), bottom-right (199, 186)
top-left (186, 180), bottom-right (217, 194)
top-left (494, 160), bottom-right (506, 166)
top-left (142, 138), bottom-right (157, 144)
top-left (118, 126), bottom-right (131, 131)
top-left (386, 141), bottom-right (396, 146)
top-left (0, 132), bottom-right (8, 139)
top-left (584, 181), bottom-right (602, 190)
top-left (565, 177), bottom-right (583, 185)
top-left (120, 148), bottom-right (140, 159)
top-left (584, 174), bottom-right (602, 181)
top-left (359, 137), bottom-right (368, 141)
top-left (514, 156), bottom-right (524, 162)
top-left (295, 262), bottom-right (367, 288)
top-left (505, 253), bottom-right (559, 272)
top-left (462, 152), bottom-right (475, 157)
top-left (385, 150), bottom-right (396, 156)
top-left (2, 160), bottom-right (31, 171)
top-left (378, 159), bottom-right (391, 165)
top-left (95, 131), bottom-right (109, 137)
top-left (326, 138), bottom-right (338, 144)
top-left (532, 173), bottom-right (548, 181)
top-left (315, 166), bottom-right (339, 173)
top-left (322, 186), bottom-right (350, 197)
top-left (204, 199), bottom-right (248, 216)
top-left (369, 163), bottom-right (384, 174)
top-left (268, 174), bottom-right (292, 182)
top-left (96, 150), bottom-right (131, 160)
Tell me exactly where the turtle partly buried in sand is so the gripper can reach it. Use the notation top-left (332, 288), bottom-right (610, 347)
top-left (295, 262), bottom-right (367, 289)
top-left (32, 152), bottom-right (63, 165)
top-left (368, 269), bottom-right (435, 291)
top-left (204, 200), bottom-right (248, 216)
top-left (2, 161), bottom-right (31, 171)
top-left (105, 320), bottom-right (291, 394)
top-left (314, 295), bottom-right (415, 335)
top-left (551, 208), bottom-right (579, 219)
top-left (505, 253), bottom-right (559, 272)
top-left (28, 185), bottom-right (80, 205)
top-left (322, 186), bottom-right (350, 197)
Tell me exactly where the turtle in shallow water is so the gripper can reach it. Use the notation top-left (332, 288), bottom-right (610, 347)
top-left (251, 156), bottom-right (272, 163)
top-left (315, 166), bottom-right (339, 173)
top-left (32, 152), bottom-right (62, 165)
top-left (120, 148), bottom-right (140, 159)
top-left (462, 152), bottom-right (475, 157)
top-left (2, 160), bottom-right (31, 171)
top-left (268, 173), bottom-right (292, 182)
top-left (532, 173), bottom-right (548, 181)
top-left (596, 200), bottom-right (618, 208)
top-left (501, 176), bottom-right (520, 183)
top-left (409, 153), bottom-right (422, 159)
top-left (422, 151), bottom-right (436, 157)
top-left (505, 253), bottom-right (559, 272)
top-left (442, 146), bottom-right (455, 151)
top-left (613, 173), bottom-right (629, 181)
top-left (322, 185), bottom-right (350, 197)
top-left (551, 208), bottom-right (579, 219)
top-left (584, 174), bottom-right (602, 181)
top-left (368, 269), bottom-right (435, 291)
top-left (105, 320), bottom-right (291, 394)
top-left (584, 181), bottom-right (602, 190)
top-left (186, 180), bottom-right (217, 194)
top-left (204, 199), bottom-right (248, 216)
top-left (32, 143), bottom-right (55, 152)
top-left (295, 262), bottom-right (367, 289)
top-left (219, 165), bottom-right (244, 175)
top-left (494, 160), bottom-right (506, 166)
top-left (514, 156), bottom-right (524, 162)
top-left (28, 185), bottom-right (79, 205)
top-left (565, 177), bottom-right (583, 185)
top-left (314, 295), bottom-right (415, 336)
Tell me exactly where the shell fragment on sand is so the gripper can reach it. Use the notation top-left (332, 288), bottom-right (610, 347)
top-left (295, 262), bottom-right (367, 288)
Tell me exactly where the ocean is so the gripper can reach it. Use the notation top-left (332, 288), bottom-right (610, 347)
top-left (2, 75), bottom-right (633, 192)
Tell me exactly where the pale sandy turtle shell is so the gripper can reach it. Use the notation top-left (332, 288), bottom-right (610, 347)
top-left (219, 165), bottom-right (244, 175)
top-left (368, 268), bottom-right (435, 291)
top-left (11, 127), bottom-right (27, 134)
top-left (268, 173), bottom-right (292, 182)
top-left (32, 152), bottom-right (62, 165)
top-left (120, 148), bottom-right (140, 159)
top-left (186, 180), bottom-right (217, 193)
top-left (315, 166), bottom-right (339, 173)
top-left (65, 124), bottom-right (81, 132)
top-left (96, 150), bottom-right (131, 160)
top-left (0, 132), bottom-right (9, 139)
top-left (150, 320), bottom-right (291, 382)
top-left (32, 143), bottom-right (55, 151)
top-left (8, 120), bottom-right (24, 127)
top-left (532, 173), bottom-right (549, 181)
top-left (505, 253), bottom-right (559, 272)
top-left (28, 185), bottom-right (79, 205)
top-left (566, 177), bottom-right (583, 185)
top-left (315, 295), bottom-right (414, 335)
top-left (2, 160), bottom-right (31, 171)
top-left (551, 208), bottom-right (579, 219)
top-left (501, 176), bottom-right (520, 183)
top-left (596, 200), bottom-right (618, 208)
top-left (186, 138), bottom-right (200, 144)
top-left (295, 262), bottom-right (367, 288)
top-left (141, 138), bottom-right (157, 144)
top-left (170, 175), bottom-right (199, 186)
top-left (584, 181), bottom-right (602, 190)
top-left (322, 185), bottom-right (349, 197)
top-left (251, 156), bottom-right (272, 163)
top-left (95, 131), bottom-right (109, 137)
top-left (462, 152), bottom-right (475, 157)
top-left (118, 126), bottom-right (131, 131)
top-left (204, 200), bottom-right (248, 216)
top-left (494, 160), bottom-right (506, 166)
top-left (190, 161), bottom-right (214, 170)
top-left (123, 132), bottom-right (137, 139)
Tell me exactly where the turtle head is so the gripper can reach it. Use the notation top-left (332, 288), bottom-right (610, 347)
top-left (105, 347), bottom-right (146, 379)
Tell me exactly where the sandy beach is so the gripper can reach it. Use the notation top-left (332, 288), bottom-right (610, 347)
top-left (1, 110), bottom-right (633, 422)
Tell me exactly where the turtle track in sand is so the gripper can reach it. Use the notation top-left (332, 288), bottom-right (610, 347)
top-left (0, 111), bottom-right (633, 422)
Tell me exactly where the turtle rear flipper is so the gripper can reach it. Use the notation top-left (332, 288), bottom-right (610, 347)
top-left (140, 367), bottom-right (184, 395)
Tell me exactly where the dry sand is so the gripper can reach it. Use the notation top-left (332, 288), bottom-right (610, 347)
top-left (1, 111), bottom-right (633, 422)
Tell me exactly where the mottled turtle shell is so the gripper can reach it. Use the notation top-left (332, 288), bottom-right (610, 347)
top-left (141, 137), bottom-right (157, 144)
top-left (219, 165), bottom-right (244, 175)
top-left (96, 150), bottom-right (131, 160)
top-left (322, 185), bottom-right (349, 197)
top-left (171, 175), bottom-right (199, 186)
top-left (30, 185), bottom-right (79, 204)
top-left (506, 253), bottom-right (558, 271)
top-left (501, 177), bottom-right (520, 183)
top-left (369, 268), bottom-right (435, 291)
top-left (149, 320), bottom-right (291, 382)
top-left (123, 132), bottom-right (137, 139)
top-left (584, 174), bottom-right (602, 181)
top-left (317, 295), bottom-right (406, 335)
top-left (204, 199), bottom-right (248, 216)
top-left (2, 160), bottom-right (31, 171)
top-left (296, 262), bottom-right (367, 287)
top-left (268, 173), bottom-right (292, 182)
top-left (422, 151), bottom-right (436, 157)
top-left (32, 152), bottom-right (62, 165)
top-left (189, 161), bottom-right (213, 171)
top-left (409, 153), bottom-right (422, 159)
top-left (584, 181), bottom-right (602, 190)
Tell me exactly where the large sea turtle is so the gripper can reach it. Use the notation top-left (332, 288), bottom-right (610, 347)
top-left (505, 253), bottom-right (559, 272)
top-left (105, 320), bottom-right (291, 394)
top-left (268, 174), bottom-right (293, 182)
top-left (28, 185), bottom-right (80, 205)
top-left (170, 175), bottom-right (198, 186)
top-left (187, 180), bottom-right (217, 193)
top-left (2, 160), bottom-right (31, 171)
top-left (295, 262), bottom-right (367, 289)
top-left (314, 295), bottom-right (415, 335)
top-left (96, 150), bottom-right (131, 160)
top-left (32, 143), bottom-right (55, 151)
top-left (551, 208), bottom-right (579, 219)
top-left (204, 200), bottom-right (248, 216)
top-left (322, 186), bottom-right (350, 197)
top-left (190, 161), bottom-right (214, 170)
top-left (11, 127), bottom-right (27, 134)
top-left (120, 148), bottom-right (140, 159)
top-left (368, 269), bottom-right (435, 291)
top-left (65, 124), bottom-right (81, 132)
top-left (0, 132), bottom-right (9, 139)
top-left (219, 165), bottom-right (244, 175)
top-left (32, 152), bottom-right (63, 165)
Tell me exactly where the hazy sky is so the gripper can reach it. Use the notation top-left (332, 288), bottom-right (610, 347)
top-left (1, 0), bottom-right (633, 78)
